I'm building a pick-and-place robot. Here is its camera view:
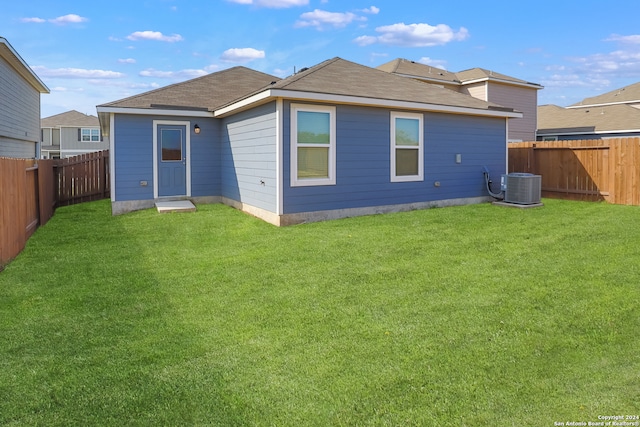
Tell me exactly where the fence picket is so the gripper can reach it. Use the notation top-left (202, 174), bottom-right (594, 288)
top-left (509, 137), bottom-right (640, 204)
top-left (0, 150), bottom-right (110, 266)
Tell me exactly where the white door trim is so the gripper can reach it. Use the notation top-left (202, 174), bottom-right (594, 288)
top-left (153, 120), bottom-right (191, 199)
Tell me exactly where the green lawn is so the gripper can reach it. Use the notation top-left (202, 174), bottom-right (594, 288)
top-left (1, 199), bottom-right (638, 426)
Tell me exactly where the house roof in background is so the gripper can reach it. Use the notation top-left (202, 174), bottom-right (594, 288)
top-left (537, 104), bottom-right (640, 135)
top-left (455, 68), bottom-right (541, 88)
top-left (376, 58), bottom-right (460, 84)
top-left (41, 110), bottom-right (99, 127)
top-left (569, 81), bottom-right (640, 107)
top-left (0, 37), bottom-right (49, 93)
top-left (376, 58), bottom-right (542, 89)
top-left (98, 66), bottom-right (279, 111)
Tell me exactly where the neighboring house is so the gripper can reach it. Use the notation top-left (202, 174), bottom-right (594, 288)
top-left (0, 37), bottom-right (49, 158)
top-left (537, 82), bottom-right (640, 140)
top-left (97, 57), bottom-right (521, 225)
top-left (377, 58), bottom-right (542, 142)
top-left (41, 110), bottom-right (109, 159)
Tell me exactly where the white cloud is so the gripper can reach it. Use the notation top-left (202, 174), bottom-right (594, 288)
top-left (20, 17), bottom-right (46, 23)
top-left (354, 23), bottom-right (469, 47)
top-left (49, 14), bottom-right (88, 25)
top-left (118, 58), bottom-right (136, 64)
top-left (605, 34), bottom-right (640, 44)
top-left (295, 9), bottom-right (365, 30)
top-left (417, 57), bottom-right (448, 70)
top-left (139, 69), bottom-right (208, 79)
top-left (227, 0), bottom-right (308, 7)
top-left (126, 31), bottom-right (184, 42)
top-left (220, 47), bottom-right (266, 63)
top-left (354, 35), bottom-right (378, 46)
top-left (21, 14), bottom-right (88, 25)
top-left (31, 66), bottom-right (125, 79)
top-left (272, 68), bottom-right (291, 77)
top-left (360, 6), bottom-right (380, 14)
top-left (51, 86), bottom-right (85, 92)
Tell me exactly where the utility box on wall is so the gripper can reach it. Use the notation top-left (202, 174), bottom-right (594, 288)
top-left (501, 173), bottom-right (542, 204)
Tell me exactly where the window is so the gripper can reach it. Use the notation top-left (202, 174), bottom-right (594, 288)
top-left (81, 128), bottom-right (100, 142)
top-left (391, 112), bottom-right (423, 182)
top-left (291, 104), bottom-right (336, 186)
top-left (161, 128), bottom-right (182, 161)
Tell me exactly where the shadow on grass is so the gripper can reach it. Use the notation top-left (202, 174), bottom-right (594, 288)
top-left (0, 200), bottom-right (249, 426)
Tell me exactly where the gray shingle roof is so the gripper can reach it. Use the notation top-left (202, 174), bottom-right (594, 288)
top-left (538, 104), bottom-right (640, 134)
top-left (569, 81), bottom-right (640, 107)
top-left (250, 57), bottom-right (508, 112)
top-left (100, 57), bottom-right (518, 119)
top-left (41, 110), bottom-right (99, 127)
top-left (376, 58), bottom-right (460, 84)
top-left (376, 58), bottom-right (542, 88)
top-left (98, 66), bottom-right (280, 111)
top-left (455, 68), bottom-right (538, 86)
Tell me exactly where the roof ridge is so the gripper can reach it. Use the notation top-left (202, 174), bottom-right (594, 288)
top-left (276, 57), bottom-right (341, 89)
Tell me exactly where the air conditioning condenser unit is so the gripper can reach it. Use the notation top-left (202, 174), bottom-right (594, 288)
top-left (500, 173), bottom-right (542, 204)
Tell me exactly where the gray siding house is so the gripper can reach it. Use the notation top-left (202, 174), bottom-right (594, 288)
top-left (98, 58), bottom-right (521, 225)
top-left (0, 37), bottom-right (49, 158)
top-left (538, 82), bottom-right (640, 140)
top-left (41, 110), bottom-right (109, 159)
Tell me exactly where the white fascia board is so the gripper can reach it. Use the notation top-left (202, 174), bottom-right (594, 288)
top-left (537, 128), bottom-right (640, 136)
top-left (214, 91), bottom-right (274, 117)
top-left (216, 89), bottom-right (523, 119)
top-left (566, 101), bottom-right (640, 109)
top-left (96, 106), bottom-right (214, 118)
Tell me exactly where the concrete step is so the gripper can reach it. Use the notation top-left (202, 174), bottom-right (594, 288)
top-left (155, 200), bottom-right (196, 213)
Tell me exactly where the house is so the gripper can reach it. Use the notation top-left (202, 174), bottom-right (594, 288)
top-left (377, 58), bottom-right (542, 142)
top-left (537, 82), bottom-right (640, 140)
top-left (40, 110), bottom-right (109, 159)
top-left (0, 37), bottom-right (49, 158)
top-left (97, 57), bottom-right (522, 225)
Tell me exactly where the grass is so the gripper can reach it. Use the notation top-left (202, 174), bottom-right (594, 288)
top-left (0, 199), bottom-right (638, 426)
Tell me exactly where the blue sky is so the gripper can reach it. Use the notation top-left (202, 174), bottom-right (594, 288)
top-left (3, 0), bottom-right (639, 118)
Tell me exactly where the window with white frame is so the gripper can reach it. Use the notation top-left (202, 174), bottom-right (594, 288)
top-left (390, 112), bottom-right (423, 182)
top-left (291, 104), bottom-right (336, 186)
top-left (81, 128), bottom-right (100, 142)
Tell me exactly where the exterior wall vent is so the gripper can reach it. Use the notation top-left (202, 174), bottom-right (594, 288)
top-left (501, 173), bottom-right (542, 204)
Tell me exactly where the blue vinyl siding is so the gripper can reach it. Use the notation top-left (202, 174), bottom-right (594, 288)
top-left (282, 102), bottom-right (506, 214)
top-left (190, 119), bottom-right (220, 197)
top-left (113, 114), bottom-right (219, 201)
top-left (221, 102), bottom-right (277, 212)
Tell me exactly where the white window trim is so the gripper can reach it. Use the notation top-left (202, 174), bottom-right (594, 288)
top-left (290, 103), bottom-right (336, 187)
top-left (390, 111), bottom-right (424, 182)
top-left (81, 127), bottom-right (100, 142)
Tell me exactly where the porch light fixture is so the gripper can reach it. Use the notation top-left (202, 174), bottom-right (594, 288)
top-left (194, 124), bottom-right (201, 134)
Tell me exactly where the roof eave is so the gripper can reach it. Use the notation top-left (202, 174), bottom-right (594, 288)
top-left (537, 128), bottom-right (640, 136)
top-left (461, 76), bottom-right (543, 90)
top-left (96, 105), bottom-right (215, 137)
top-left (0, 37), bottom-right (49, 93)
top-left (215, 89), bottom-right (523, 119)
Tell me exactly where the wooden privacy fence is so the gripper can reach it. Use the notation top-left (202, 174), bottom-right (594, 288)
top-left (55, 150), bottom-right (110, 206)
top-left (508, 138), bottom-right (640, 205)
top-left (0, 150), bottom-right (109, 266)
